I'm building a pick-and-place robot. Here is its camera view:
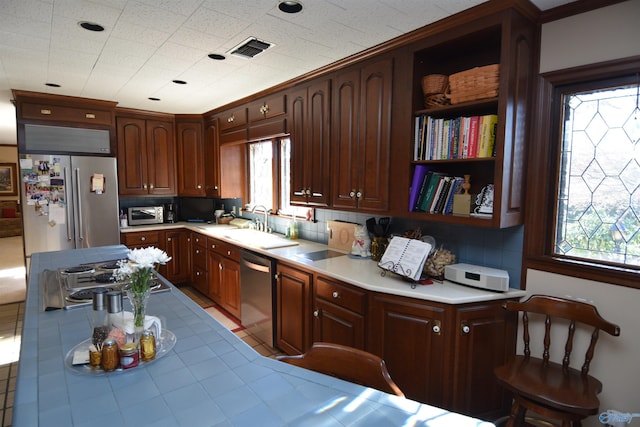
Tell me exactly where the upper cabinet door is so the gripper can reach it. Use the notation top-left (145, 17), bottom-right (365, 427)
top-left (288, 79), bottom-right (331, 207)
top-left (203, 119), bottom-right (220, 198)
top-left (331, 57), bottom-right (392, 212)
top-left (146, 119), bottom-right (176, 195)
top-left (177, 119), bottom-right (205, 196)
top-left (116, 117), bottom-right (148, 196)
top-left (357, 57), bottom-right (392, 212)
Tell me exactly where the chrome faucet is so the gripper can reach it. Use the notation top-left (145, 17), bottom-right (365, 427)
top-left (251, 205), bottom-right (272, 233)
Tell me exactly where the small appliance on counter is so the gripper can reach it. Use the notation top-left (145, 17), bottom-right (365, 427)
top-left (128, 206), bottom-right (164, 226)
top-left (164, 203), bottom-right (176, 223)
top-left (444, 263), bottom-right (509, 292)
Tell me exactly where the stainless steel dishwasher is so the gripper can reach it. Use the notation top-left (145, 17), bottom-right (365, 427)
top-left (240, 249), bottom-right (277, 348)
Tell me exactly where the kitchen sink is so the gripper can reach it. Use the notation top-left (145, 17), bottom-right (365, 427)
top-left (222, 229), bottom-right (299, 249)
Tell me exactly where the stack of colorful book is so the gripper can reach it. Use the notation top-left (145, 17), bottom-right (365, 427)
top-left (408, 165), bottom-right (465, 214)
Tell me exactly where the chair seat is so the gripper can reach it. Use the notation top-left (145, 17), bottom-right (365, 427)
top-left (495, 356), bottom-right (603, 417)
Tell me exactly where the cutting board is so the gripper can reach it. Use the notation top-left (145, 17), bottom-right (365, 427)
top-left (327, 220), bottom-right (358, 252)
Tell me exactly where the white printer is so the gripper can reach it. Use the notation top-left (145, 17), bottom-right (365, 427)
top-left (444, 263), bottom-right (509, 292)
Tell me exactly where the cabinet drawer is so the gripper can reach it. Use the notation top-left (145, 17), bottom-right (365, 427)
top-left (192, 245), bottom-right (206, 268)
top-left (248, 117), bottom-right (287, 141)
top-left (192, 233), bottom-right (207, 248)
top-left (315, 276), bottom-right (366, 314)
top-left (218, 107), bottom-right (247, 131)
top-left (21, 102), bottom-right (113, 126)
top-left (208, 238), bottom-right (240, 261)
top-left (122, 231), bottom-right (160, 246)
top-left (248, 94), bottom-right (286, 122)
top-left (219, 128), bottom-right (247, 145)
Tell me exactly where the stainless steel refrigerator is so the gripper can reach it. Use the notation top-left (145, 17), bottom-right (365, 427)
top-left (20, 154), bottom-right (120, 260)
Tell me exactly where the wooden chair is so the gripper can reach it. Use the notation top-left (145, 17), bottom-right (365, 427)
top-left (494, 295), bottom-right (620, 427)
top-left (277, 342), bottom-right (405, 397)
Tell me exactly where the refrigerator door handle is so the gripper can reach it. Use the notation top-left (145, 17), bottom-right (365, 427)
top-left (75, 167), bottom-right (84, 242)
top-left (63, 167), bottom-right (73, 241)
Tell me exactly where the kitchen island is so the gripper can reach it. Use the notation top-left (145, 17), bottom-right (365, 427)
top-left (15, 245), bottom-right (495, 426)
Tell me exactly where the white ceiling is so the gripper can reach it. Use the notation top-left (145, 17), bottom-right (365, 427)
top-left (0, 0), bottom-right (572, 144)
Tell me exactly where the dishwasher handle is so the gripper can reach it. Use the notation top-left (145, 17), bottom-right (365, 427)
top-left (241, 253), bottom-right (272, 273)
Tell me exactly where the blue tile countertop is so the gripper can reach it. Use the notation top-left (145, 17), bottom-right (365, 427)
top-left (15, 245), bottom-right (495, 427)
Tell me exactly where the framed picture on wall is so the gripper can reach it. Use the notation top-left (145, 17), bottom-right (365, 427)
top-left (0, 163), bottom-right (18, 196)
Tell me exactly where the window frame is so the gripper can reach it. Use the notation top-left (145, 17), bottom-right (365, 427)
top-left (524, 55), bottom-right (640, 290)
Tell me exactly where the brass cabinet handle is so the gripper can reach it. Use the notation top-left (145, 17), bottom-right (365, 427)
top-left (85, 113), bottom-right (95, 119)
top-left (40, 109), bottom-right (52, 115)
top-left (227, 115), bottom-right (234, 123)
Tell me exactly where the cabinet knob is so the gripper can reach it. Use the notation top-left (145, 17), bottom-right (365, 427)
top-left (214, 185), bottom-right (218, 190)
top-left (227, 250), bottom-right (231, 256)
top-left (211, 244), bottom-right (216, 249)
top-left (432, 320), bottom-right (442, 335)
top-left (461, 322), bottom-right (470, 334)
top-left (356, 190), bottom-right (362, 199)
top-left (196, 271), bottom-right (201, 276)
top-left (140, 237), bottom-right (146, 241)
top-left (197, 184), bottom-right (202, 189)
top-left (313, 310), bottom-right (320, 317)
top-left (332, 291), bottom-right (340, 299)
top-left (167, 237), bottom-right (172, 242)
top-left (196, 249), bottom-right (200, 254)
top-left (219, 263), bottom-right (223, 270)
top-left (149, 184), bottom-right (154, 189)
top-left (143, 184), bottom-right (147, 189)
top-left (227, 114), bottom-right (234, 123)
top-left (349, 189), bottom-right (356, 198)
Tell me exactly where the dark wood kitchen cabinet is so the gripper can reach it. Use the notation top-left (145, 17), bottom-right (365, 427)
top-left (312, 276), bottom-right (366, 349)
top-left (405, 9), bottom-right (535, 228)
top-left (247, 92), bottom-right (287, 141)
top-left (218, 141), bottom-right (247, 201)
top-left (191, 233), bottom-right (208, 296)
top-left (159, 229), bottom-right (191, 284)
top-left (207, 238), bottom-right (241, 319)
top-left (176, 116), bottom-right (206, 196)
top-left (217, 106), bottom-right (248, 145)
top-left (368, 292), bottom-right (516, 420)
top-left (450, 301), bottom-right (516, 419)
top-left (276, 262), bottom-right (312, 355)
top-left (289, 79), bottom-right (331, 206)
top-left (203, 118), bottom-right (221, 197)
top-left (116, 114), bottom-right (176, 196)
top-left (120, 230), bottom-right (160, 249)
top-left (331, 57), bottom-right (392, 212)
top-left (368, 292), bottom-right (447, 408)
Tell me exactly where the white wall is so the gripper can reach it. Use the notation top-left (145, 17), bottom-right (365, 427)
top-left (529, 2), bottom-right (640, 425)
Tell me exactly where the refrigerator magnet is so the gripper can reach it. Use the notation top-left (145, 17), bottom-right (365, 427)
top-left (91, 174), bottom-right (104, 194)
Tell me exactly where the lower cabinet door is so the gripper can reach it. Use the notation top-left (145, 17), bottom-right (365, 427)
top-left (220, 257), bottom-right (241, 319)
top-left (276, 263), bottom-right (312, 355)
top-left (312, 299), bottom-right (364, 349)
top-left (369, 293), bottom-right (447, 407)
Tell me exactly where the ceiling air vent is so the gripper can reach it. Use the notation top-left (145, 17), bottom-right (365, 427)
top-left (228, 37), bottom-right (273, 59)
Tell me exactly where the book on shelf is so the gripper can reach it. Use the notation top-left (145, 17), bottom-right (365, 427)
top-left (478, 114), bottom-right (498, 158)
top-left (418, 172), bottom-right (444, 212)
top-left (408, 164), bottom-right (430, 211)
top-left (378, 236), bottom-right (433, 281)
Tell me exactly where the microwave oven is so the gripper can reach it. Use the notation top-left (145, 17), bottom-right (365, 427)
top-left (128, 206), bottom-right (164, 226)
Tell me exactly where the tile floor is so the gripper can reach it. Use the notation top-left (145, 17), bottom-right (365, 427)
top-left (0, 285), bottom-right (282, 427)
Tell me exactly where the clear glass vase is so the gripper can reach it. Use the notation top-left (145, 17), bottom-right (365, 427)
top-left (126, 288), bottom-right (150, 342)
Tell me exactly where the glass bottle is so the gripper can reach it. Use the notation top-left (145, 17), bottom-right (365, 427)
top-left (140, 330), bottom-right (156, 361)
top-left (106, 290), bottom-right (126, 346)
top-left (91, 289), bottom-right (109, 350)
top-left (101, 338), bottom-right (119, 371)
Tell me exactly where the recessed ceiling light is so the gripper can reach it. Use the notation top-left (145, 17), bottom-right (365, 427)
top-left (79, 21), bottom-right (104, 32)
top-left (208, 53), bottom-right (226, 61)
top-left (45, 83), bottom-right (61, 88)
top-left (148, 97), bottom-right (161, 101)
top-left (278, 1), bottom-right (303, 13)
top-left (172, 79), bottom-right (187, 85)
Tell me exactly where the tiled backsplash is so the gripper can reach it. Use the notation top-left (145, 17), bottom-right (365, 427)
top-left (244, 208), bottom-right (524, 289)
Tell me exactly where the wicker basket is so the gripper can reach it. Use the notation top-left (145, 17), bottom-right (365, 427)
top-left (423, 93), bottom-right (450, 108)
top-left (422, 74), bottom-right (449, 95)
top-left (447, 64), bottom-right (499, 104)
